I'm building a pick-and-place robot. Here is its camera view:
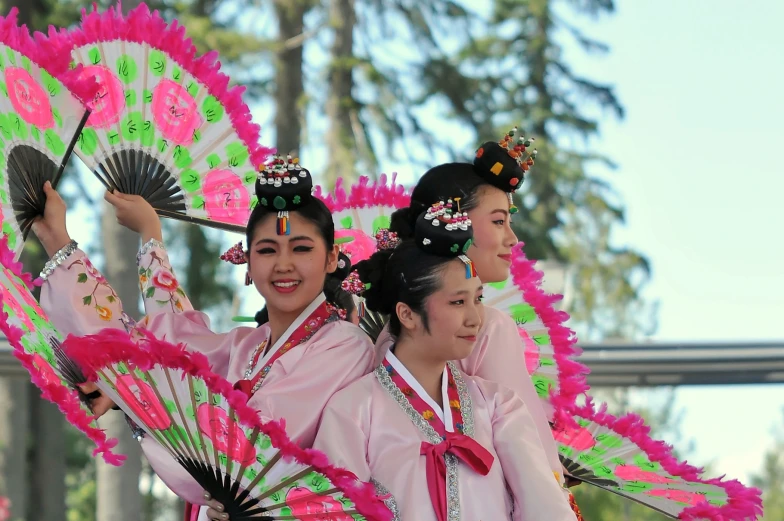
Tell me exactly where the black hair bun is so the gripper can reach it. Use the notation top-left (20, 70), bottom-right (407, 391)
top-left (354, 248), bottom-right (395, 315)
top-left (473, 128), bottom-right (537, 194)
top-left (389, 206), bottom-right (417, 240)
top-left (414, 198), bottom-right (473, 258)
top-left (255, 155), bottom-right (313, 211)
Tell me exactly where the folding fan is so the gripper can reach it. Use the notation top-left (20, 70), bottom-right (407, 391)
top-left (553, 402), bottom-right (763, 520)
top-left (480, 243), bottom-right (590, 421)
top-left (0, 9), bottom-right (94, 259)
top-left (64, 328), bottom-right (392, 521)
top-left (50, 4), bottom-right (274, 233)
top-left (0, 236), bottom-right (123, 464)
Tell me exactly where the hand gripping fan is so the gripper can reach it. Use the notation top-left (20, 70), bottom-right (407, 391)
top-left (553, 401), bottom-right (763, 520)
top-left (0, 9), bottom-right (95, 259)
top-left (0, 236), bottom-right (123, 464)
top-left (481, 243), bottom-right (590, 421)
top-left (64, 328), bottom-right (393, 521)
top-left (51, 4), bottom-right (274, 233)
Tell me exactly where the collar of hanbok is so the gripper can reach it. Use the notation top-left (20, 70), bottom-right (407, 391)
top-left (375, 346), bottom-right (494, 521)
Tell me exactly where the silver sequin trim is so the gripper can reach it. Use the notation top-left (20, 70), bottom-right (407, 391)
top-left (136, 238), bottom-right (166, 266)
top-left (374, 361), bottom-right (476, 521)
top-left (370, 478), bottom-right (400, 521)
top-left (39, 240), bottom-right (78, 281)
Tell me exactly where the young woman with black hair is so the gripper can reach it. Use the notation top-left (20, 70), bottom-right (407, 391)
top-left (369, 131), bottom-right (572, 495)
top-left (312, 200), bottom-right (577, 521)
top-left (32, 156), bottom-right (375, 520)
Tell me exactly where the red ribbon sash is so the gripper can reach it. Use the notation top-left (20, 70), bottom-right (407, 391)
top-left (420, 432), bottom-right (494, 521)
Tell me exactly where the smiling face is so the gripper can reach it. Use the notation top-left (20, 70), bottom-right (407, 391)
top-left (248, 212), bottom-right (339, 318)
top-left (465, 185), bottom-right (519, 283)
top-left (398, 260), bottom-right (484, 363)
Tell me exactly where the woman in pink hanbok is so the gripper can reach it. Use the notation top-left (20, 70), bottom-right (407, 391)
top-left (31, 156), bottom-right (375, 521)
top-left (374, 132), bottom-right (577, 496)
top-left (313, 199), bottom-right (577, 521)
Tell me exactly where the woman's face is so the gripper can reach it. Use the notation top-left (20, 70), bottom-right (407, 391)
top-left (400, 260), bottom-right (484, 362)
top-left (465, 186), bottom-right (519, 283)
top-left (248, 212), bottom-right (338, 317)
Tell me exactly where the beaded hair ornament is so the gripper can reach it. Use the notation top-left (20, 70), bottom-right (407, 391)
top-left (255, 154), bottom-right (314, 235)
top-left (416, 197), bottom-right (477, 279)
top-left (473, 126), bottom-right (538, 214)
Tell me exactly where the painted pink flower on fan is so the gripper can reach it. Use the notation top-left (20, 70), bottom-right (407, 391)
top-left (519, 329), bottom-right (540, 374)
top-left (116, 374), bottom-right (171, 430)
top-left (0, 496), bottom-right (10, 521)
top-left (286, 487), bottom-right (352, 520)
top-left (152, 79), bottom-right (202, 145)
top-left (82, 258), bottom-right (107, 283)
top-left (645, 488), bottom-right (708, 506)
top-left (81, 65), bottom-right (125, 128)
top-left (202, 170), bottom-right (250, 225)
top-left (32, 353), bottom-right (61, 387)
top-left (334, 229), bottom-right (375, 262)
top-left (615, 465), bottom-right (678, 485)
top-left (6, 67), bottom-right (54, 129)
top-left (553, 424), bottom-right (595, 451)
top-left (196, 404), bottom-right (256, 466)
top-left (151, 269), bottom-right (179, 292)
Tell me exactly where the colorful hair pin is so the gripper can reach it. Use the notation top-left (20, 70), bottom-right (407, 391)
top-left (375, 229), bottom-right (401, 250)
top-left (474, 126), bottom-right (539, 204)
top-left (220, 242), bottom-right (247, 265)
top-left (459, 254), bottom-right (477, 279)
top-left (341, 270), bottom-right (367, 296)
top-left (415, 197), bottom-right (477, 279)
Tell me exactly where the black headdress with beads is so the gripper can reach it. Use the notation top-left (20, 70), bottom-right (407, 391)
top-left (255, 154), bottom-right (314, 235)
top-left (414, 197), bottom-right (477, 278)
top-left (473, 127), bottom-right (538, 213)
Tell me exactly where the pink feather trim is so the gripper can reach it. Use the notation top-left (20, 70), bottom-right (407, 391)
top-left (0, 237), bottom-right (123, 464)
top-left (557, 399), bottom-right (763, 521)
top-left (47, 3), bottom-right (274, 167)
top-left (315, 174), bottom-right (412, 213)
top-left (0, 8), bottom-right (98, 105)
top-left (509, 243), bottom-right (590, 416)
top-left (63, 327), bottom-right (393, 520)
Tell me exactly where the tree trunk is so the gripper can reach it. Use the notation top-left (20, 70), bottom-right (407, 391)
top-left (324, 0), bottom-right (358, 189)
top-left (28, 384), bottom-right (66, 521)
top-left (95, 202), bottom-right (143, 521)
top-left (273, 0), bottom-right (310, 156)
top-left (0, 377), bottom-right (29, 520)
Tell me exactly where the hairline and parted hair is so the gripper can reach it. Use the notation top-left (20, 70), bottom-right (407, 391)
top-left (354, 241), bottom-right (457, 337)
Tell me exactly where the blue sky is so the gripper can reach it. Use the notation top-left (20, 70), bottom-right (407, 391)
top-left (65, 0), bottom-right (784, 489)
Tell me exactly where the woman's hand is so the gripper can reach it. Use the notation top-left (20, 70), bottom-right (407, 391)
top-left (204, 492), bottom-right (228, 520)
top-left (31, 181), bottom-right (72, 257)
top-left (79, 382), bottom-right (116, 418)
top-left (104, 191), bottom-right (162, 243)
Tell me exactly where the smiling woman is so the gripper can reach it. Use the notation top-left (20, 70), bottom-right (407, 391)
top-left (33, 154), bottom-right (377, 521)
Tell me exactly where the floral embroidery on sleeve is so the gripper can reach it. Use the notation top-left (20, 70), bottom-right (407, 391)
top-left (138, 250), bottom-right (187, 313)
top-left (69, 257), bottom-right (121, 322)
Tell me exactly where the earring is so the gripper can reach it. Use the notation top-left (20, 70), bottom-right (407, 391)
top-left (245, 272), bottom-right (252, 286)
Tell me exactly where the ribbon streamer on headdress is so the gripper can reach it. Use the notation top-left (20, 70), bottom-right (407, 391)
top-left (255, 154), bottom-right (314, 236)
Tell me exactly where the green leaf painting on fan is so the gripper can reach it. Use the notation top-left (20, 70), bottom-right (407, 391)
top-left (61, 5), bottom-right (274, 234)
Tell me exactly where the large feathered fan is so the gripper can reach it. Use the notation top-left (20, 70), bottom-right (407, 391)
top-left (481, 243), bottom-right (589, 421)
top-left (0, 236), bottom-right (123, 464)
top-left (554, 402), bottom-right (763, 520)
top-left (64, 328), bottom-right (392, 521)
top-left (315, 175), bottom-right (408, 340)
top-left (0, 9), bottom-right (94, 259)
top-left (50, 4), bottom-right (273, 233)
